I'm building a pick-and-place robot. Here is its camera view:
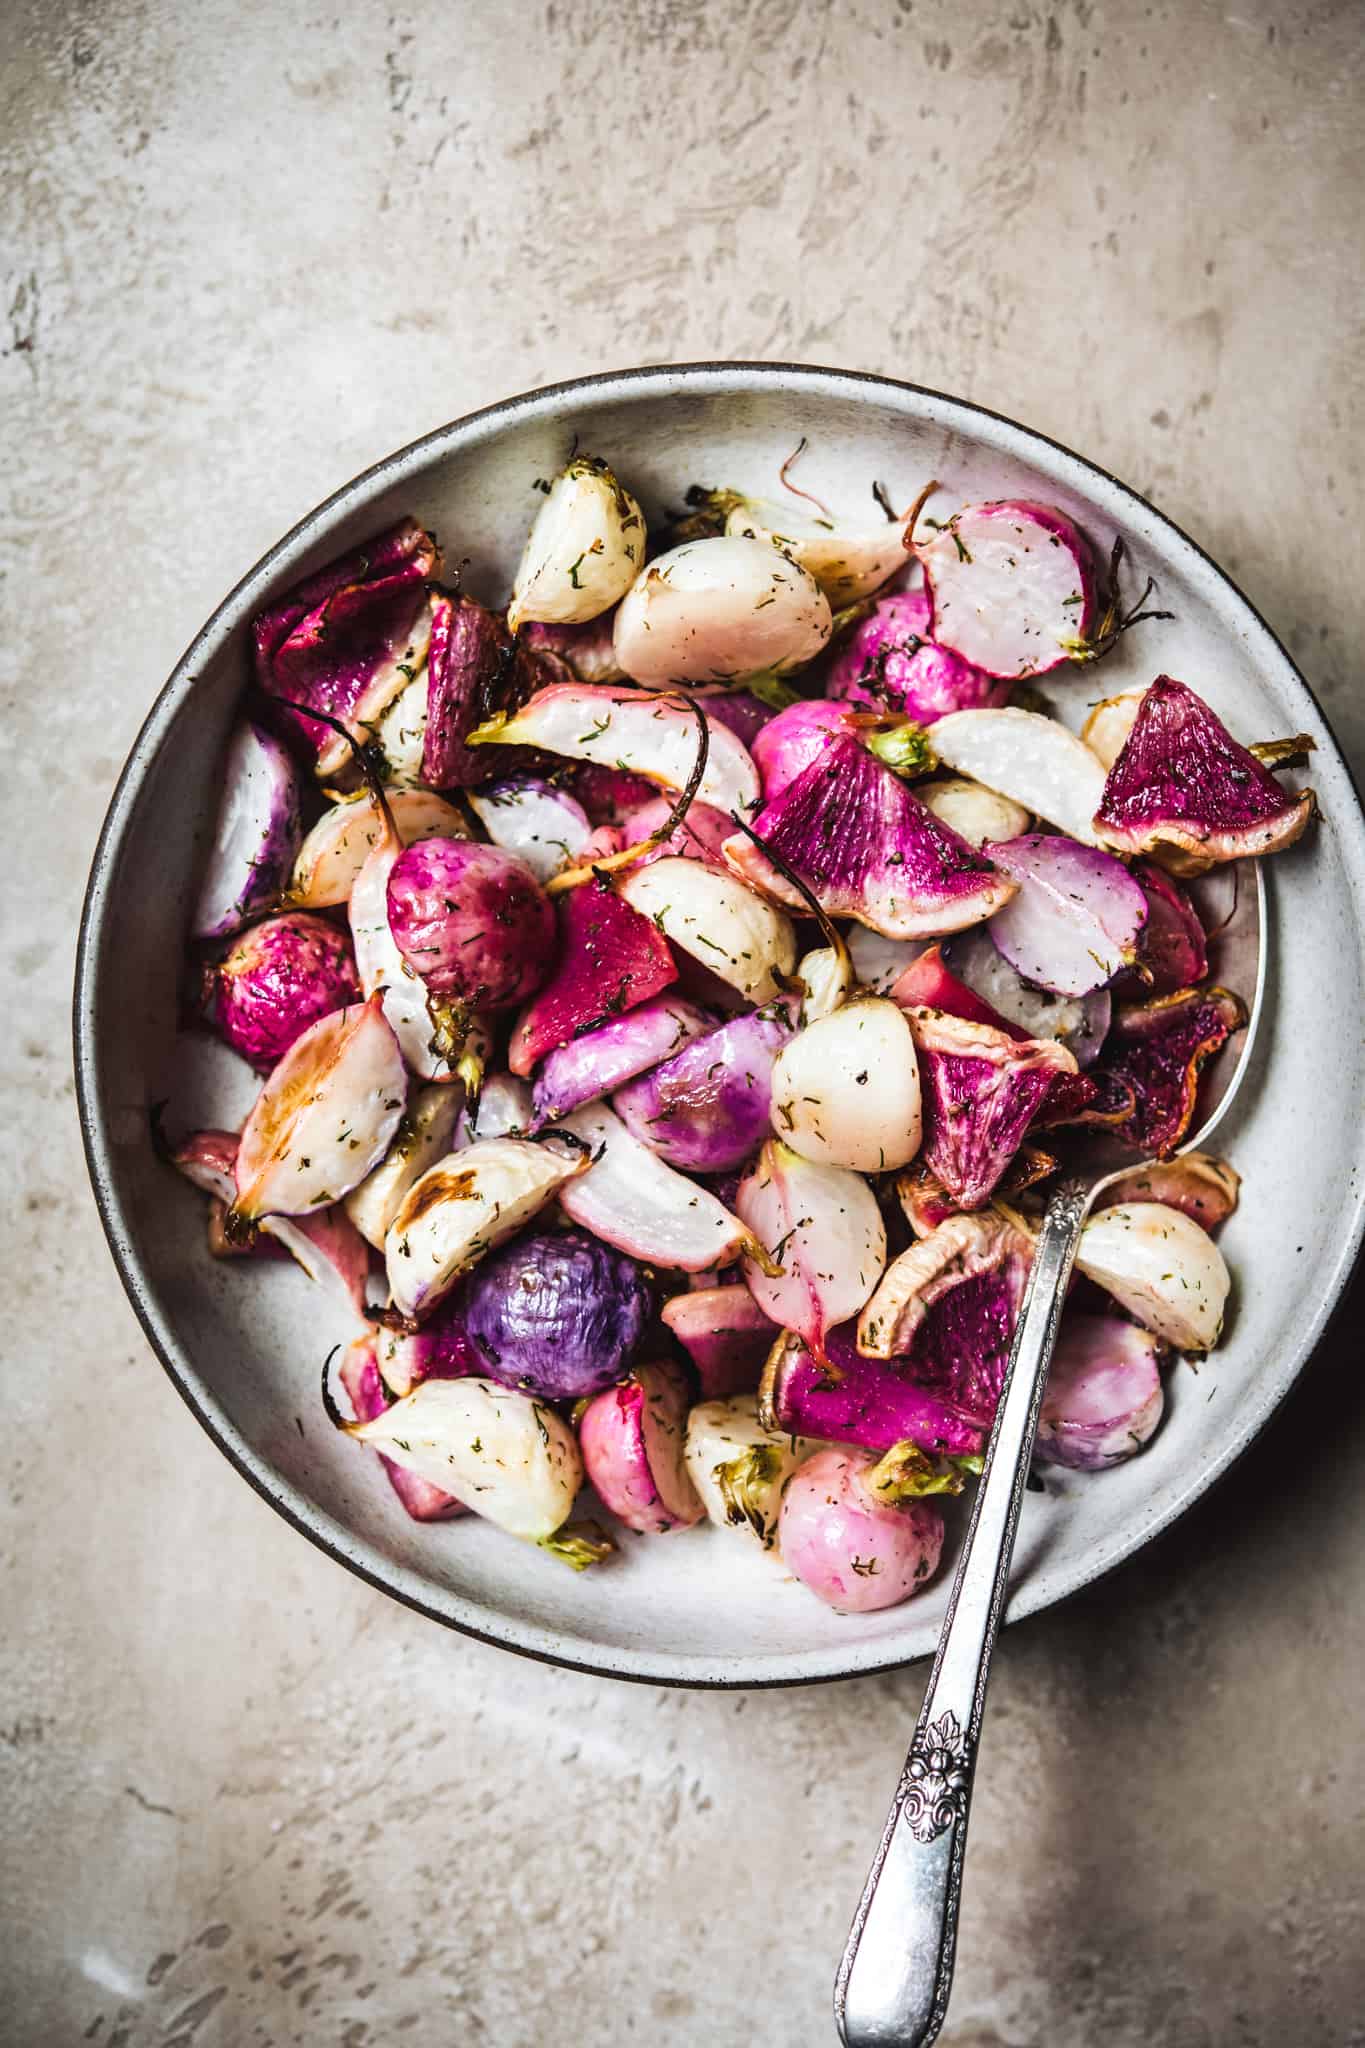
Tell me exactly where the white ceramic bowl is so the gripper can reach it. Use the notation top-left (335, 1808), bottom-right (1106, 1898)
top-left (75, 365), bottom-right (1365, 1686)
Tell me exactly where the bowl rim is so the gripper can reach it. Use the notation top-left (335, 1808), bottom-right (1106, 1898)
top-left (73, 360), bottom-right (1365, 1689)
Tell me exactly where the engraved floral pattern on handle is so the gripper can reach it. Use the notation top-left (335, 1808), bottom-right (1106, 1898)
top-left (901, 1711), bottom-right (971, 1843)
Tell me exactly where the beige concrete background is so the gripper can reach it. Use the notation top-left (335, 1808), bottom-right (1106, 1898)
top-left (3, 1), bottom-right (1363, 2042)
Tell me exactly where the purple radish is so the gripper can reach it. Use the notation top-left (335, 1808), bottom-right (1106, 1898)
top-left (1125, 861), bottom-right (1208, 996)
top-left (660, 1286), bottom-right (778, 1400)
top-left (915, 499), bottom-right (1096, 680)
top-left (459, 1227), bottom-right (653, 1400)
top-left (722, 734), bottom-right (1016, 941)
top-left (697, 689), bottom-right (772, 751)
top-left (578, 1360), bottom-right (704, 1535)
top-left (982, 833), bottom-right (1149, 997)
top-left (255, 517), bottom-right (437, 776)
top-left (383, 1139), bottom-right (585, 1324)
top-left (422, 592), bottom-right (526, 790)
top-left (1091, 986), bottom-right (1247, 1158)
top-left (826, 586), bottom-right (1009, 723)
top-left (191, 721), bottom-right (302, 940)
top-left (1035, 1315), bottom-right (1165, 1470)
top-left (387, 836), bottom-right (555, 1009)
top-left (779, 1448), bottom-right (946, 1611)
top-left (903, 1008), bottom-right (1076, 1210)
top-left (203, 912), bottom-right (360, 1071)
top-left (338, 1337), bottom-right (468, 1521)
top-left (509, 876), bottom-right (677, 1078)
top-left (759, 1323), bottom-right (986, 1458)
top-left (1094, 674), bottom-right (1315, 863)
top-left (857, 1213), bottom-right (1034, 1428)
top-left (750, 699), bottom-right (859, 800)
top-left (612, 1004), bottom-right (794, 1172)
top-left (531, 995), bottom-right (713, 1126)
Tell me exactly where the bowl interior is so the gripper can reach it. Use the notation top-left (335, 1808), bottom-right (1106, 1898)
top-left (77, 366), bottom-right (1365, 1685)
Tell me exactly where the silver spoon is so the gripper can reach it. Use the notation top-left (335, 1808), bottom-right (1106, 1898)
top-left (835, 861), bottom-right (1265, 2048)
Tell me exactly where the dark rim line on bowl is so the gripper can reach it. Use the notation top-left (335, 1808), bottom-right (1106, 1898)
top-left (73, 361), bottom-right (1365, 1690)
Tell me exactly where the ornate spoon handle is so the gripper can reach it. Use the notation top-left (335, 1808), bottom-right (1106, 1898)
top-left (834, 1177), bottom-right (1093, 2048)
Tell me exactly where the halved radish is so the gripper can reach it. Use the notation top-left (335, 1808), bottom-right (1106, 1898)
top-left (232, 994), bottom-right (407, 1224)
top-left (769, 998), bottom-right (922, 1173)
top-left (555, 1102), bottom-right (751, 1271)
top-left (613, 536), bottom-right (831, 684)
top-left (290, 790), bottom-right (468, 910)
top-left (618, 858), bottom-right (797, 1003)
top-left (982, 834), bottom-right (1148, 997)
top-left (736, 1139), bottom-right (886, 1356)
top-left (915, 499), bottom-right (1096, 679)
top-left (507, 456), bottom-right (646, 630)
top-left (723, 497), bottom-right (907, 603)
top-left (929, 707), bottom-right (1108, 845)
top-left (384, 1138), bottom-right (584, 1321)
top-left (471, 683), bottom-right (760, 816)
top-left (578, 1359), bottom-right (704, 1534)
top-left (343, 1082), bottom-right (466, 1249)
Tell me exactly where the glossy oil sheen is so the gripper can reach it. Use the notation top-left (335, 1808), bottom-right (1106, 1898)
top-left (74, 365), bottom-right (1365, 1687)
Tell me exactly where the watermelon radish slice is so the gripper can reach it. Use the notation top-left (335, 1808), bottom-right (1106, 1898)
top-left (509, 877), bottom-right (676, 1077)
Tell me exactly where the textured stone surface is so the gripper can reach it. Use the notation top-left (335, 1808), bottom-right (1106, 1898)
top-left (3, 1), bottom-right (1364, 2043)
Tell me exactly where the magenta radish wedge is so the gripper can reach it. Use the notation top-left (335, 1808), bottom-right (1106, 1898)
top-left (509, 877), bottom-right (677, 1077)
top-left (531, 995), bottom-right (714, 1127)
top-left (578, 1360), bottom-right (703, 1535)
top-left (759, 1324), bottom-right (986, 1458)
top-left (903, 1008), bottom-right (1075, 1209)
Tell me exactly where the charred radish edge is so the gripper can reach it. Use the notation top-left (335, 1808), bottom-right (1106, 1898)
top-left (545, 699), bottom-right (710, 896)
top-left (1059, 535), bottom-right (1174, 664)
top-left (724, 808), bottom-right (853, 998)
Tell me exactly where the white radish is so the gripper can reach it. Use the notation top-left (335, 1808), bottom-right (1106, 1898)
top-left (233, 994), bottom-right (407, 1224)
top-left (683, 1395), bottom-right (816, 1551)
top-left (475, 684), bottom-right (760, 815)
top-left (461, 1072), bottom-right (535, 1142)
top-left (930, 708), bottom-right (1108, 846)
top-left (613, 535), bottom-right (832, 685)
top-left (343, 1083), bottom-right (465, 1250)
top-left (384, 1138), bottom-right (585, 1321)
top-left (290, 789), bottom-right (468, 910)
top-left (346, 1378), bottom-right (584, 1543)
top-left (736, 1139), bottom-right (887, 1356)
top-left (917, 777), bottom-right (1030, 848)
top-left (797, 944), bottom-right (854, 1025)
top-left (373, 667), bottom-right (430, 787)
top-left (618, 857), bottom-right (796, 1004)
top-left (770, 998), bottom-right (921, 1173)
top-left (468, 780), bottom-right (593, 883)
top-left (724, 497), bottom-right (908, 604)
top-left (507, 457), bottom-right (646, 630)
top-left (1082, 689), bottom-right (1147, 769)
top-left (915, 499), bottom-right (1096, 679)
top-left (1076, 1201), bottom-right (1229, 1352)
top-left (556, 1103), bottom-right (751, 1272)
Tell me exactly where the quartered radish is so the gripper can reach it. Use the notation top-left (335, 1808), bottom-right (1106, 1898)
top-left (337, 1337), bottom-right (468, 1522)
top-left (613, 535), bottom-right (832, 684)
top-left (230, 994), bottom-right (406, 1225)
top-left (469, 779), bottom-right (594, 883)
top-left (769, 997), bottom-right (921, 1173)
top-left (373, 666), bottom-right (430, 787)
top-left (578, 1360), bottom-right (703, 1535)
top-left (384, 1137), bottom-right (586, 1322)
top-left (531, 995), bottom-right (714, 1127)
top-left (982, 833), bottom-right (1149, 997)
top-left (1082, 688), bottom-right (1146, 770)
top-left (660, 1287), bottom-right (778, 1401)
top-left (470, 684), bottom-right (761, 816)
top-left (509, 876), bottom-right (677, 1078)
top-left (289, 789), bottom-right (468, 910)
top-left (683, 1396), bottom-right (815, 1551)
top-left (344, 1082), bottom-right (466, 1249)
top-left (857, 1211), bottom-right (1032, 1360)
top-left (192, 720), bottom-right (302, 939)
top-left (929, 707), bottom-right (1109, 845)
top-left (611, 1003), bottom-right (794, 1173)
top-left (342, 1377), bottom-right (588, 1549)
top-left (507, 456), bottom-right (646, 630)
top-left (618, 857), bottom-right (797, 1004)
top-left (172, 1128), bottom-right (370, 1311)
top-left (760, 1324), bottom-right (985, 1458)
top-left (845, 925), bottom-right (926, 996)
top-left (1076, 1201), bottom-right (1229, 1352)
top-left (350, 841), bottom-right (462, 1082)
top-left (736, 1139), bottom-right (886, 1355)
top-left (555, 1103), bottom-right (751, 1272)
top-left (915, 499), bottom-right (1097, 679)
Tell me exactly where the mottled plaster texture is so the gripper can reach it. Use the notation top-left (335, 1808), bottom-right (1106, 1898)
top-left (3, 1), bottom-right (1363, 2043)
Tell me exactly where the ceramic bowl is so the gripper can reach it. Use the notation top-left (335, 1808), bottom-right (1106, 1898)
top-left (75, 364), bottom-right (1365, 1686)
